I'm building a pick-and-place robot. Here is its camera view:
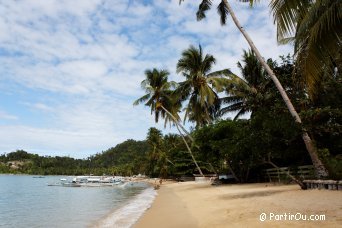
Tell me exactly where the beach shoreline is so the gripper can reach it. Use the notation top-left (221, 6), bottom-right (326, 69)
top-left (89, 180), bottom-right (157, 228)
top-left (134, 181), bottom-right (342, 228)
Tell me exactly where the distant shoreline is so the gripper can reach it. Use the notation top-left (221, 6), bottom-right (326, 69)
top-left (134, 182), bottom-right (342, 227)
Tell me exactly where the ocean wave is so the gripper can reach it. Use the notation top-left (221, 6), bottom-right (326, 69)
top-left (96, 186), bottom-right (157, 228)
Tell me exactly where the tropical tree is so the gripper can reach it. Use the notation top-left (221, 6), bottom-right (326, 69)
top-left (133, 68), bottom-right (179, 126)
top-left (179, 0), bottom-right (329, 179)
top-left (220, 49), bottom-right (271, 119)
top-left (146, 127), bottom-right (165, 176)
top-left (176, 44), bottom-right (231, 127)
top-left (268, 0), bottom-right (342, 96)
top-left (134, 68), bottom-right (204, 176)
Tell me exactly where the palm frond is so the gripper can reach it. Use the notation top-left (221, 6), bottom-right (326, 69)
top-left (269, 0), bottom-right (310, 42)
top-left (207, 68), bottom-right (233, 78)
top-left (174, 81), bottom-right (192, 101)
top-left (218, 49), bottom-right (271, 119)
top-left (219, 101), bottom-right (245, 116)
top-left (202, 54), bottom-right (216, 74)
top-left (217, 1), bottom-right (229, 25)
top-left (168, 81), bottom-right (179, 89)
top-left (294, 0), bottom-right (342, 95)
top-left (219, 95), bottom-right (243, 105)
top-left (207, 77), bottom-right (229, 92)
top-left (233, 108), bottom-right (248, 120)
top-left (176, 44), bottom-right (223, 127)
top-left (278, 36), bottom-right (295, 45)
top-left (196, 0), bottom-right (212, 21)
top-left (134, 68), bottom-right (181, 127)
top-left (297, 0), bottom-right (341, 44)
top-left (133, 93), bottom-right (151, 106)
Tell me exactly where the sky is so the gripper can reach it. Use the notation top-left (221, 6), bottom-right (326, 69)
top-left (0, 0), bottom-right (292, 158)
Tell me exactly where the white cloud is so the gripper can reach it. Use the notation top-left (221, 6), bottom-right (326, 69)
top-left (30, 103), bottom-right (54, 112)
top-left (0, 111), bottom-right (18, 121)
top-left (0, 0), bottom-right (293, 158)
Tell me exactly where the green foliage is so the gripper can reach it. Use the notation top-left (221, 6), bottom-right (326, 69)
top-left (317, 148), bottom-right (342, 179)
top-left (90, 139), bottom-right (150, 176)
top-left (133, 68), bottom-right (180, 126)
top-left (146, 127), bottom-right (164, 177)
top-left (220, 49), bottom-right (270, 119)
top-left (0, 135), bottom-right (197, 177)
top-left (0, 141), bottom-right (149, 176)
top-left (266, 0), bottom-right (342, 95)
top-left (5, 150), bottom-right (33, 161)
top-left (301, 107), bottom-right (342, 155)
top-left (176, 45), bottom-right (231, 127)
top-left (325, 156), bottom-right (342, 180)
top-left (193, 116), bottom-right (310, 182)
top-left (0, 162), bottom-right (10, 173)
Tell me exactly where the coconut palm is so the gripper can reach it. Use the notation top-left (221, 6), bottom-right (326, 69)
top-left (133, 68), bottom-right (179, 127)
top-left (146, 127), bottom-right (164, 176)
top-left (220, 49), bottom-right (271, 119)
top-left (134, 68), bottom-right (204, 176)
top-left (176, 44), bottom-right (231, 127)
top-left (179, 0), bottom-right (329, 178)
top-left (268, 0), bottom-right (342, 95)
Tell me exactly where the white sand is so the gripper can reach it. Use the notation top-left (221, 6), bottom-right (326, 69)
top-left (134, 181), bottom-right (342, 228)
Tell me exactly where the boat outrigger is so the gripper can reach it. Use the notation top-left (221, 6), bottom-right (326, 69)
top-left (48, 176), bottom-right (125, 187)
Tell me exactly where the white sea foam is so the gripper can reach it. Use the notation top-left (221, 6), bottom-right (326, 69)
top-left (97, 186), bottom-right (157, 228)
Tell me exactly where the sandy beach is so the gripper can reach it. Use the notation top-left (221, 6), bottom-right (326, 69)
top-left (134, 181), bottom-right (342, 228)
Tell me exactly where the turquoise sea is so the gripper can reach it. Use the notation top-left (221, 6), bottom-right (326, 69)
top-left (0, 175), bottom-right (156, 228)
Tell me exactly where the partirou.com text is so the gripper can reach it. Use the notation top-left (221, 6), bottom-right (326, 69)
top-left (259, 212), bottom-right (326, 222)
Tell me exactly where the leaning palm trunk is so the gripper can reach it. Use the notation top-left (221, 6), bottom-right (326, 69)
top-left (160, 105), bottom-right (194, 142)
top-left (264, 153), bottom-right (306, 190)
top-left (222, 0), bottom-right (328, 179)
top-left (160, 105), bottom-right (204, 176)
top-left (175, 123), bottom-right (204, 176)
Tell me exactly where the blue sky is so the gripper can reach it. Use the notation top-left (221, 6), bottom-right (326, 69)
top-left (0, 0), bottom-right (292, 158)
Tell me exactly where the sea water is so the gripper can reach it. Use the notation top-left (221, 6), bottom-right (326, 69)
top-left (0, 175), bottom-right (156, 228)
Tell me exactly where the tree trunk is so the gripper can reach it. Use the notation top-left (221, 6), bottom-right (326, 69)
top-left (226, 158), bottom-right (240, 182)
top-left (160, 105), bottom-right (204, 176)
top-left (265, 153), bottom-right (307, 190)
top-left (223, 0), bottom-right (328, 179)
top-left (175, 123), bottom-right (204, 176)
top-left (245, 166), bottom-right (250, 183)
top-left (160, 105), bottom-right (194, 142)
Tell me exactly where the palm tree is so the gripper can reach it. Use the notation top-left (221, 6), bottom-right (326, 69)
top-left (220, 51), bottom-right (309, 188)
top-left (134, 68), bottom-right (204, 176)
top-left (146, 127), bottom-right (164, 176)
top-left (146, 127), bottom-right (174, 177)
top-left (176, 44), bottom-right (231, 127)
top-left (220, 49), bottom-right (270, 119)
top-left (268, 0), bottom-right (342, 96)
top-left (133, 68), bottom-right (178, 127)
top-left (179, 0), bottom-right (329, 178)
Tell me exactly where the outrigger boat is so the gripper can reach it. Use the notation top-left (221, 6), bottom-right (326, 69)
top-left (48, 176), bottom-right (125, 187)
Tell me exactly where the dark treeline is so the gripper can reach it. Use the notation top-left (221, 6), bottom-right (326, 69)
top-left (0, 150), bottom-right (88, 175)
top-left (0, 141), bottom-right (149, 176)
